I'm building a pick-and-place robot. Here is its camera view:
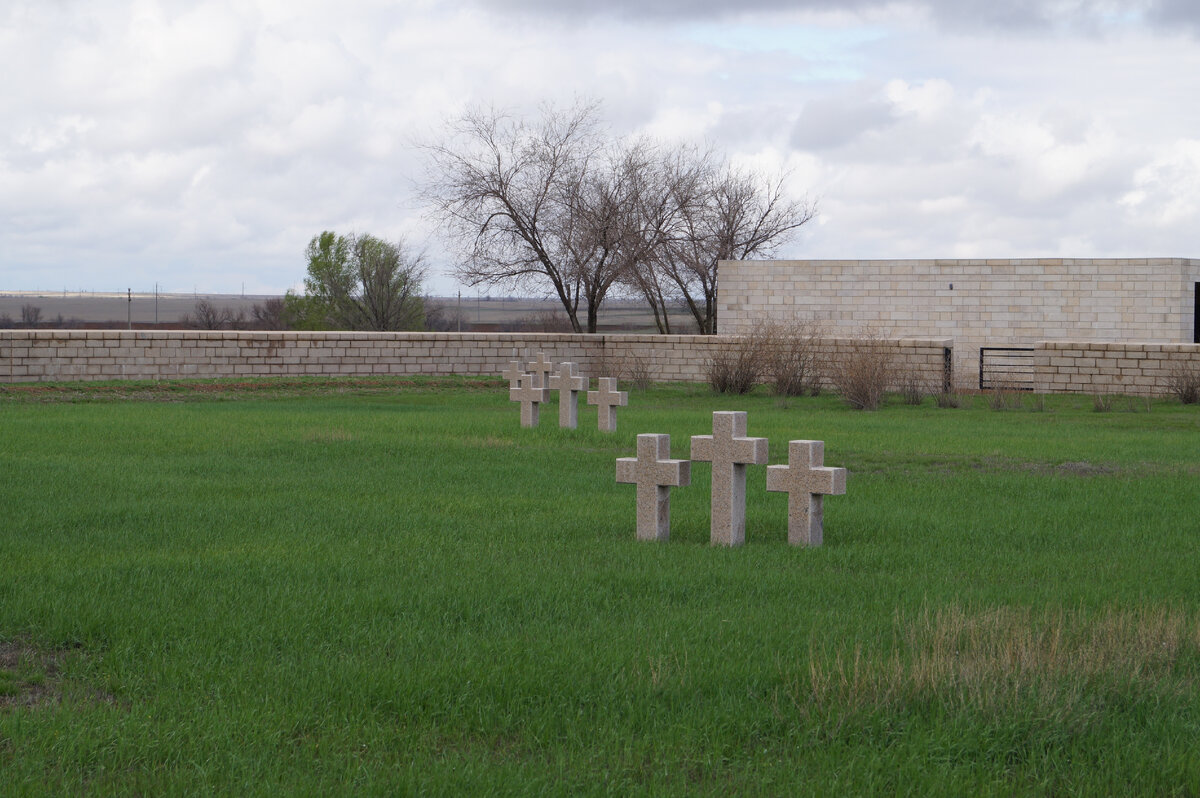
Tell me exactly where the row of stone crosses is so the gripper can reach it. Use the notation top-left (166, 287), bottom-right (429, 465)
top-left (505, 353), bottom-right (847, 547)
top-left (505, 352), bottom-right (628, 431)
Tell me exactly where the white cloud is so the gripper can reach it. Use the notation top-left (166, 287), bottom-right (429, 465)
top-left (1122, 139), bottom-right (1200, 228)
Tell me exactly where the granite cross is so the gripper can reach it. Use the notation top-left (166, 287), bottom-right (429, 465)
top-left (690, 411), bottom-right (769, 546)
top-left (616, 434), bottom-right (691, 541)
top-left (586, 377), bottom-right (628, 432)
top-left (766, 440), bottom-right (847, 546)
top-left (501, 360), bottom-right (525, 389)
top-left (509, 372), bottom-right (551, 428)
top-left (527, 352), bottom-right (555, 388)
top-left (548, 361), bottom-right (588, 429)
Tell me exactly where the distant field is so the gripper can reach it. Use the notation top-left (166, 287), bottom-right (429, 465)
top-left (2, 378), bottom-right (1200, 794)
top-left (0, 291), bottom-right (696, 333)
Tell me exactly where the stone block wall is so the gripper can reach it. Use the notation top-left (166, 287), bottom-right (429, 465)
top-left (1032, 341), bottom-right (1200, 396)
top-left (719, 258), bottom-right (1200, 388)
top-left (0, 330), bottom-right (952, 391)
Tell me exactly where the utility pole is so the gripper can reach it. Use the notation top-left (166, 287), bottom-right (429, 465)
top-left (457, 290), bottom-right (462, 332)
top-left (155, 283), bottom-right (159, 326)
top-left (127, 288), bottom-right (132, 330)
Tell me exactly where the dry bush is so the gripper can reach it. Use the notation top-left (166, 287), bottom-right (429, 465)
top-left (591, 349), bottom-right (652, 390)
top-left (1165, 360), bottom-right (1200, 404)
top-left (986, 381), bottom-right (1024, 411)
top-left (825, 329), bottom-right (895, 410)
top-left (621, 352), bottom-right (653, 391)
top-left (1091, 393), bottom-right (1114, 413)
top-left (706, 325), bottom-right (770, 394)
top-left (934, 390), bottom-right (963, 409)
top-left (761, 319), bottom-right (824, 397)
top-left (896, 371), bottom-right (928, 406)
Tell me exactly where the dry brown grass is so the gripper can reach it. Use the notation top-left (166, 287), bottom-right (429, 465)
top-left (774, 605), bottom-right (1200, 721)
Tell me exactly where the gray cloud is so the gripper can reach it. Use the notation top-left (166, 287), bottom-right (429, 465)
top-left (476, 0), bottom-right (1198, 33)
top-left (790, 88), bottom-right (897, 151)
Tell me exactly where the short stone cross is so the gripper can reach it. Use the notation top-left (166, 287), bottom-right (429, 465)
top-left (527, 352), bottom-right (555, 388)
top-left (501, 360), bottom-right (525, 389)
top-left (690, 411), bottom-right (769, 546)
top-left (548, 361), bottom-right (588, 429)
top-left (510, 372), bottom-right (551, 428)
top-left (616, 434), bottom-right (691, 541)
top-left (587, 377), bottom-right (628, 432)
top-left (766, 440), bottom-right (847, 546)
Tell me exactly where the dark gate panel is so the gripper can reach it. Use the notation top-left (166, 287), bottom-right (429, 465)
top-left (979, 347), bottom-right (1035, 390)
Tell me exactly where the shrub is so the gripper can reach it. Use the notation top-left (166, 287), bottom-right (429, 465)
top-left (762, 319), bottom-right (824, 397)
top-left (826, 329), bottom-right (895, 410)
top-left (706, 325), bottom-right (770, 394)
top-left (1091, 394), bottom-right (1113, 413)
top-left (1165, 361), bottom-right (1200, 404)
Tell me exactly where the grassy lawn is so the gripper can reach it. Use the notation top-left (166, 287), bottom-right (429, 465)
top-left (2, 377), bottom-right (1199, 795)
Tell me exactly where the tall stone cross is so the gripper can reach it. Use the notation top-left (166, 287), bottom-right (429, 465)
top-left (766, 440), bottom-right (847, 546)
top-left (548, 362), bottom-right (588, 429)
top-left (616, 434), bottom-right (691, 541)
top-left (527, 352), bottom-right (555, 389)
top-left (510, 372), bottom-right (550, 428)
top-left (501, 360), bottom-right (525, 389)
top-left (587, 377), bottom-right (628, 432)
top-left (690, 411), bottom-right (769, 546)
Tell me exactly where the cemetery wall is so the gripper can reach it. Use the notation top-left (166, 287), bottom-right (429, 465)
top-left (1032, 341), bottom-right (1200, 397)
top-left (0, 330), bottom-right (951, 390)
top-left (720, 257), bottom-right (1200, 388)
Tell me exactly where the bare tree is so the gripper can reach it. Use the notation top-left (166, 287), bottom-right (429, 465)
top-left (20, 304), bottom-right (42, 327)
top-left (183, 300), bottom-right (227, 330)
top-left (422, 101), bottom-right (619, 333)
top-left (656, 161), bottom-right (816, 334)
top-left (251, 298), bottom-right (288, 330)
top-left (423, 101), bottom-right (814, 335)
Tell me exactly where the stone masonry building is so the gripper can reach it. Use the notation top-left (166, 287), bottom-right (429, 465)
top-left (717, 258), bottom-right (1200, 387)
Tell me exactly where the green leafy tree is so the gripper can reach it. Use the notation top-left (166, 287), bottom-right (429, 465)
top-left (286, 231), bottom-right (427, 331)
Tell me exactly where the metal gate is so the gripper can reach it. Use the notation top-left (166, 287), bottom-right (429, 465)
top-left (979, 347), bottom-right (1035, 390)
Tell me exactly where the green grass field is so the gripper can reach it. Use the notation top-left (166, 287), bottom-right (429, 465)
top-left (2, 378), bottom-right (1200, 795)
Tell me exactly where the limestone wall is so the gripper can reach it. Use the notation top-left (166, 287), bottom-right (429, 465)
top-left (1033, 341), bottom-right (1200, 397)
top-left (719, 258), bottom-right (1200, 388)
top-left (0, 330), bottom-right (951, 390)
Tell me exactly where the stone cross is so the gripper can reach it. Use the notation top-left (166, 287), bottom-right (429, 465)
top-left (548, 361), bottom-right (588, 429)
top-left (528, 352), bottom-right (555, 388)
top-left (502, 360), bottom-right (525, 389)
top-left (586, 377), bottom-right (628, 432)
top-left (509, 372), bottom-right (551, 428)
top-left (616, 434), bottom-right (691, 541)
top-left (766, 440), bottom-right (847, 546)
top-left (690, 411), bottom-right (769, 546)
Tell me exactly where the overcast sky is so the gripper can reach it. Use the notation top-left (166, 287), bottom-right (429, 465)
top-left (3, 0), bottom-right (1198, 296)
